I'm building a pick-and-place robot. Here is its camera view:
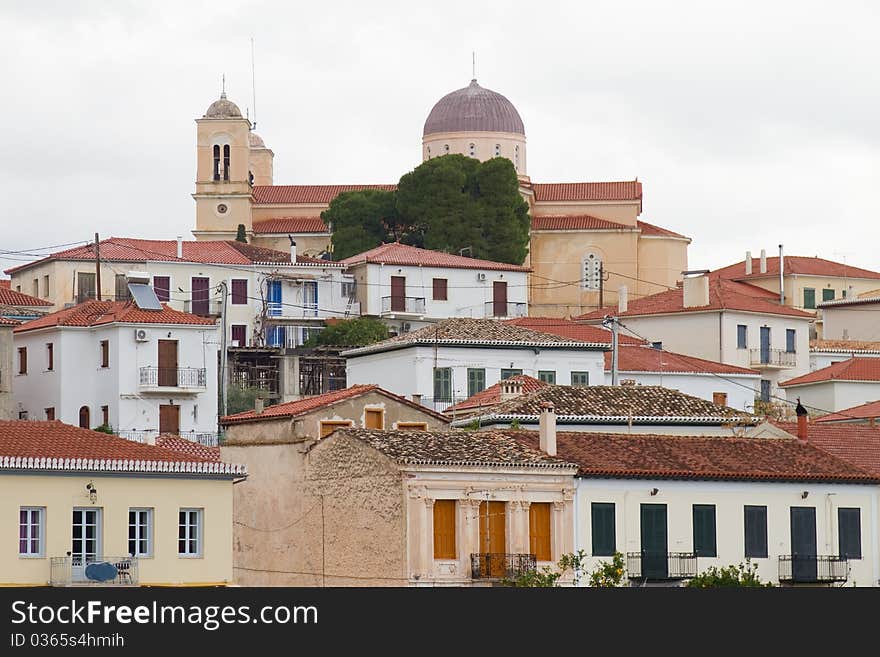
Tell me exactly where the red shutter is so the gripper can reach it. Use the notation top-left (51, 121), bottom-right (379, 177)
top-left (231, 279), bottom-right (248, 305)
top-left (432, 278), bottom-right (447, 301)
top-left (153, 276), bottom-right (171, 302)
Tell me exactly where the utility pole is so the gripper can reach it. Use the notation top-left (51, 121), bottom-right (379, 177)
top-left (603, 315), bottom-right (619, 385)
top-left (94, 233), bottom-right (102, 301)
top-left (218, 281), bottom-right (229, 428)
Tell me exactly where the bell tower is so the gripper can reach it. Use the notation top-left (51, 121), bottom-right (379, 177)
top-left (192, 91), bottom-right (254, 241)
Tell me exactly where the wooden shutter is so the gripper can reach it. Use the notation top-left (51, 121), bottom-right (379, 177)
top-left (712, 392), bottom-right (727, 407)
top-left (433, 500), bottom-right (456, 559)
top-left (478, 501), bottom-right (506, 554)
top-left (231, 279), bottom-right (248, 305)
top-left (159, 404), bottom-right (180, 434)
top-left (231, 325), bottom-right (247, 347)
top-left (364, 408), bottom-right (384, 429)
top-left (591, 502), bottom-right (616, 556)
top-left (432, 278), bottom-right (447, 301)
top-left (78, 406), bottom-right (90, 429)
top-left (390, 276), bottom-right (406, 312)
top-left (100, 340), bottom-right (109, 368)
top-left (191, 277), bottom-right (210, 315)
top-left (46, 344), bottom-right (53, 371)
top-left (744, 505), bottom-right (768, 558)
top-left (692, 505), bottom-right (717, 557)
top-left (838, 508), bottom-right (861, 559)
top-left (45, 407), bottom-right (55, 421)
top-left (153, 276), bottom-right (171, 302)
top-left (492, 281), bottom-right (507, 317)
top-left (157, 340), bottom-right (178, 387)
top-left (396, 422), bottom-right (428, 431)
top-left (529, 503), bottom-right (552, 562)
top-left (18, 347), bottom-right (26, 374)
top-left (320, 420), bottom-right (353, 438)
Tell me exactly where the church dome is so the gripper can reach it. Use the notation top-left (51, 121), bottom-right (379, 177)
top-left (248, 131), bottom-right (266, 148)
top-left (204, 93), bottom-right (242, 119)
top-left (423, 79), bottom-right (524, 136)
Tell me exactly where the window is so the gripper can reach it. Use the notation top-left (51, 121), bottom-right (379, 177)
top-left (591, 502), bottom-right (616, 556)
top-left (582, 252), bottom-right (602, 290)
top-left (42, 275), bottom-right (49, 298)
top-left (115, 274), bottom-right (131, 301)
top-left (364, 408), bottom-right (384, 429)
top-left (500, 368), bottom-right (522, 380)
top-left (153, 276), bottom-right (170, 302)
top-left (32, 278), bottom-right (39, 297)
top-left (803, 288), bottom-right (816, 310)
top-left (433, 500), bottom-right (456, 559)
top-left (19, 507), bottom-right (44, 557)
top-left (786, 329), bottom-right (796, 353)
top-left (529, 503), bottom-right (552, 562)
top-left (231, 279), bottom-right (248, 305)
top-left (467, 368), bottom-right (486, 397)
top-left (341, 281), bottom-right (357, 298)
top-left (494, 144), bottom-right (501, 157)
top-left (444, 144), bottom-right (450, 153)
top-left (760, 380), bottom-right (771, 403)
top-left (397, 422), bottom-right (428, 431)
top-left (129, 508), bottom-right (153, 557)
top-left (433, 367), bottom-right (452, 402)
top-left (650, 341), bottom-right (663, 350)
top-left (212, 145), bottom-right (220, 181)
top-left (514, 145), bottom-right (519, 170)
top-left (693, 504), bottom-right (717, 557)
top-left (78, 406), bottom-right (90, 429)
top-left (17, 347), bottom-right (26, 375)
top-left (538, 370), bottom-right (556, 384)
top-left (45, 408), bottom-right (54, 421)
top-left (432, 278), bottom-right (448, 301)
top-left (46, 343), bottom-right (53, 371)
top-left (178, 509), bottom-right (203, 557)
top-left (76, 272), bottom-right (96, 303)
top-left (838, 508), bottom-right (861, 559)
top-left (712, 392), bottom-right (727, 406)
top-left (222, 145), bottom-right (230, 181)
top-left (231, 324), bottom-right (247, 347)
top-left (101, 405), bottom-right (109, 426)
top-left (319, 420), bottom-right (353, 438)
top-left (744, 505), bottom-right (768, 558)
top-left (468, 143), bottom-right (476, 157)
top-left (571, 371), bottom-right (590, 387)
top-left (99, 340), bottom-right (109, 368)
top-left (737, 324), bottom-right (747, 349)
top-left (822, 288), bottom-right (834, 302)
top-left (18, 410), bottom-right (28, 420)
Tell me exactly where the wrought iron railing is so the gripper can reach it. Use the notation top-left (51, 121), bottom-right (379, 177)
top-left (116, 430), bottom-right (219, 446)
top-left (471, 553), bottom-right (537, 580)
top-left (50, 556), bottom-right (138, 586)
top-left (626, 552), bottom-right (697, 581)
top-left (139, 367), bottom-right (207, 389)
top-left (749, 348), bottom-right (797, 368)
top-left (778, 555), bottom-right (848, 583)
top-left (483, 301), bottom-right (528, 318)
top-left (381, 296), bottom-right (426, 314)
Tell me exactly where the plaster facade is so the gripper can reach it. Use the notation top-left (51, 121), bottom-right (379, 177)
top-left (0, 325), bottom-right (12, 419)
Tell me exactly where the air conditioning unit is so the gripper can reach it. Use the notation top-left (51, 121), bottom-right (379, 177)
top-left (477, 272), bottom-right (487, 282)
top-left (134, 328), bottom-right (149, 342)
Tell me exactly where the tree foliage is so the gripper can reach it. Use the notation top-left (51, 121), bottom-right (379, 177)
top-left (226, 385), bottom-right (265, 416)
top-left (320, 189), bottom-right (404, 260)
top-left (304, 317), bottom-right (389, 348)
top-left (588, 552), bottom-right (626, 587)
top-left (235, 224), bottom-right (248, 243)
top-left (686, 560), bottom-right (773, 588)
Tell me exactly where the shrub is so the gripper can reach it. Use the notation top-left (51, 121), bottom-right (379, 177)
top-left (686, 560), bottom-right (773, 587)
top-left (588, 552), bottom-right (626, 587)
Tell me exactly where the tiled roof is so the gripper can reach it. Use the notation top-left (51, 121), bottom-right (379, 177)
top-left (460, 384), bottom-right (757, 425)
top-left (773, 421), bottom-right (880, 477)
top-left (0, 421), bottom-right (244, 476)
top-left (813, 400), bottom-right (880, 423)
top-left (338, 242), bottom-right (529, 272)
top-left (531, 181), bottom-right (643, 202)
top-left (780, 358), bottom-right (880, 387)
top-left (252, 217), bottom-right (330, 234)
top-left (0, 318), bottom-right (18, 326)
top-left (221, 384), bottom-right (449, 425)
top-left (576, 278), bottom-right (814, 320)
top-left (504, 317), bottom-right (644, 346)
top-left (530, 215), bottom-right (637, 231)
top-left (712, 255), bottom-right (880, 281)
top-left (817, 295), bottom-right (880, 309)
top-left (511, 430), bottom-right (877, 483)
top-left (0, 287), bottom-right (52, 307)
top-left (811, 339), bottom-right (880, 354)
top-left (342, 318), bottom-right (610, 357)
top-left (335, 428), bottom-right (576, 469)
top-left (14, 300), bottom-right (216, 333)
top-left (0, 280), bottom-right (8, 288)
top-left (445, 375), bottom-right (549, 413)
top-left (610, 345), bottom-right (759, 375)
top-left (636, 220), bottom-right (690, 240)
top-left (252, 185), bottom-right (396, 205)
top-left (154, 435), bottom-right (221, 461)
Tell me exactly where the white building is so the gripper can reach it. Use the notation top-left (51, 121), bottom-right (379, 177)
top-left (810, 339), bottom-right (880, 371)
top-left (780, 358), bottom-right (880, 414)
top-left (339, 242), bottom-right (530, 333)
top-left (818, 295), bottom-right (880, 342)
top-left (343, 318), bottom-right (607, 411)
top-left (578, 272), bottom-right (813, 402)
top-left (12, 300), bottom-right (219, 443)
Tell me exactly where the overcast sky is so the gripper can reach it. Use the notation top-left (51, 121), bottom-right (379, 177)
top-left (2, 1), bottom-right (879, 277)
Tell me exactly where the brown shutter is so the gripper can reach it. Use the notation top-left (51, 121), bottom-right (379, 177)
top-left (159, 404), bottom-right (180, 434)
top-left (100, 340), bottom-right (109, 368)
top-left (433, 500), bottom-right (457, 559)
top-left (46, 343), bottom-right (53, 371)
top-left (432, 278), bottom-right (447, 301)
top-left (231, 279), bottom-right (248, 305)
top-left (158, 340), bottom-right (178, 387)
top-left (153, 276), bottom-right (171, 302)
top-left (390, 276), bottom-right (406, 312)
top-left (529, 503), bottom-right (552, 561)
top-left (479, 501), bottom-right (507, 554)
top-left (493, 281), bottom-right (508, 317)
top-left (320, 420), bottom-right (353, 438)
top-left (18, 347), bottom-right (27, 374)
top-left (45, 408), bottom-right (55, 421)
top-left (78, 406), bottom-right (90, 429)
top-left (713, 392), bottom-right (728, 406)
top-left (364, 408), bottom-right (384, 429)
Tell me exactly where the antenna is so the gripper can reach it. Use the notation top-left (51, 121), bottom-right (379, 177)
top-left (251, 37), bottom-right (257, 130)
top-left (472, 50), bottom-right (475, 80)
top-left (221, 73), bottom-right (226, 98)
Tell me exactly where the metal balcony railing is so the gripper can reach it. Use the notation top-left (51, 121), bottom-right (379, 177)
top-left (50, 556), bottom-right (138, 586)
top-left (183, 299), bottom-right (222, 317)
top-left (484, 302), bottom-right (528, 318)
top-left (381, 296), bottom-right (426, 314)
top-left (116, 430), bottom-right (220, 446)
top-left (626, 551), bottom-right (697, 581)
top-left (749, 348), bottom-right (797, 368)
top-left (778, 555), bottom-right (848, 583)
top-left (138, 367), bottom-right (207, 389)
top-left (471, 553), bottom-right (537, 580)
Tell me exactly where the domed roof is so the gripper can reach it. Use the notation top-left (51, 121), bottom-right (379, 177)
top-left (248, 131), bottom-right (266, 148)
top-left (204, 92), bottom-right (242, 119)
top-left (423, 79), bottom-right (524, 137)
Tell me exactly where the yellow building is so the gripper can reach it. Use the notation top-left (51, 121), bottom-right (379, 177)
top-left (192, 80), bottom-right (690, 317)
top-left (0, 420), bottom-right (245, 586)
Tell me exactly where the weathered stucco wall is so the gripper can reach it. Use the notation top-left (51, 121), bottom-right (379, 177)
top-left (0, 326), bottom-right (12, 419)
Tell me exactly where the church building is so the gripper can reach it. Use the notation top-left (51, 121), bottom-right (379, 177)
top-left (192, 80), bottom-right (690, 318)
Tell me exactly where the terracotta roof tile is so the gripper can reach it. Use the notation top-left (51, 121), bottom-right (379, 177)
top-left (511, 430), bottom-right (876, 483)
top-left (252, 185), bottom-right (396, 205)
top-left (252, 217), bottom-right (330, 234)
top-left (0, 318), bottom-right (18, 326)
top-left (0, 287), bottom-right (52, 307)
top-left (817, 295), bottom-right (880, 309)
top-left (780, 358), bottom-right (880, 387)
top-left (154, 434), bottom-right (221, 461)
top-left (14, 300), bottom-right (215, 333)
top-left (531, 181), bottom-right (642, 202)
top-left (530, 215), bottom-right (636, 231)
top-left (813, 400), bottom-right (880, 423)
top-left (811, 339), bottom-right (880, 353)
top-left (505, 317), bottom-right (644, 345)
top-left (446, 375), bottom-right (548, 413)
top-left (338, 242), bottom-right (529, 272)
top-left (609, 345), bottom-right (759, 375)
top-left (772, 421), bottom-right (880, 477)
top-left (712, 255), bottom-right (880, 281)
top-left (0, 280), bottom-right (8, 288)
top-left (636, 220), bottom-right (690, 240)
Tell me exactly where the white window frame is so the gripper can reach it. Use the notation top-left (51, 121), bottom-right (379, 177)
top-left (178, 508), bottom-right (203, 558)
top-left (19, 506), bottom-right (45, 557)
top-left (128, 508), bottom-right (153, 558)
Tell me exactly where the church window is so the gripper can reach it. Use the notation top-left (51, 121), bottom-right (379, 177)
top-left (514, 145), bottom-right (520, 171)
top-left (494, 144), bottom-right (501, 157)
top-left (212, 145), bottom-right (220, 181)
top-left (223, 145), bottom-right (230, 181)
top-left (582, 253), bottom-right (602, 291)
top-left (444, 144), bottom-right (450, 153)
top-left (468, 143), bottom-right (476, 157)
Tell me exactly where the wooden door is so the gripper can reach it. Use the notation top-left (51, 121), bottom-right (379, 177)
top-left (791, 507), bottom-right (817, 582)
top-left (529, 503), bottom-right (552, 562)
top-left (364, 408), bottom-right (384, 429)
top-left (191, 277), bottom-right (209, 316)
top-left (640, 504), bottom-right (668, 579)
top-left (158, 340), bottom-right (178, 387)
top-left (479, 501), bottom-right (507, 577)
top-left (159, 404), bottom-right (180, 435)
top-left (78, 406), bottom-right (90, 429)
top-left (390, 276), bottom-right (406, 312)
top-left (493, 281), bottom-right (508, 317)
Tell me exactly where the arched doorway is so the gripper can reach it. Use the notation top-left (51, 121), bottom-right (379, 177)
top-left (78, 406), bottom-right (90, 429)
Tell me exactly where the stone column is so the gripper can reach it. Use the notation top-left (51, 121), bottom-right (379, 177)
top-left (514, 501), bottom-right (531, 555)
top-left (460, 499), bottom-right (481, 577)
top-left (424, 498), bottom-right (435, 581)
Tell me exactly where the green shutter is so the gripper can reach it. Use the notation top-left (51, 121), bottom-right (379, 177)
top-left (693, 505), bottom-right (717, 557)
top-left (803, 288), bottom-right (816, 310)
top-left (822, 288), bottom-right (835, 302)
top-left (591, 503), bottom-right (616, 556)
top-left (571, 371), bottom-right (590, 387)
top-left (744, 505), bottom-right (768, 558)
top-left (838, 508), bottom-right (861, 559)
top-left (433, 368), bottom-right (451, 402)
top-left (467, 368), bottom-right (485, 397)
top-left (538, 370), bottom-right (556, 384)
top-left (500, 368), bottom-right (522, 380)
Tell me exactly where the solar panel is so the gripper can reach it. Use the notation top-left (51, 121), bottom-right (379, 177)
top-left (128, 283), bottom-right (163, 311)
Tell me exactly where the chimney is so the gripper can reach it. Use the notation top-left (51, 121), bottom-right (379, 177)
top-left (618, 285), bottom-right (628, 313)
top-left (538, 401), bottom-right (557, 456)
top-left (745, 251), bottom-right (752, 275)
top-left (411, 393), bottom-right (422, 405)
top-left (289, 235), bottom-right (297, 263)
top-left (795, 398), bottom-right (808, 440)
top-left (682, 271), bottom-right (710, 308)
top-left (759, 249), bottom-right (767, 274)
top-left (500, 377), bottom-right (524, 401)
top-left (254, 398), bottom-right (265, 415)
top-left (176, 236), bottom-right (183, 259)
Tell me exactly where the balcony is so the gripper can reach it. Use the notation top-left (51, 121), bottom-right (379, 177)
top-left (381, 296), bottom-right (426, 315)
top-left (183, 299), bottom-right (222, 317)
top-left (749, 348), bottom-right (797, 369)
top-left (138, 366), bottom-right (207, 392)
top-left (626, 552), bottom-right (697, 581)
top-left (778, 555), bottom-right (848, 584)
top-left (116, 430), bottom-right (220, 446)
top-left (50, 556), bottom-right (138, 586)
top-left (470, 553), bottom-right (536, 580)
top-left (483, 302), bottom-right (528, 319)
